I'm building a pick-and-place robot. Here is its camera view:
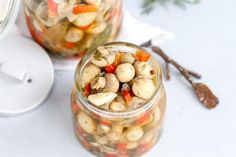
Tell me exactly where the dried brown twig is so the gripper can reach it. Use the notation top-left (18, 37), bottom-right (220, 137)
top-left (140, 41), bottom-right (219, 109)
top-left (140, 40), bottom-right (202, 80)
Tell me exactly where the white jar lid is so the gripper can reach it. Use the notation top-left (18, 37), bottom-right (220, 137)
top-left (0, 0), bottom-right (54, 116)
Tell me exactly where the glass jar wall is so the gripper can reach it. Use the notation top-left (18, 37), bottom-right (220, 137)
top-left (24, 0), bottom-right (122, 57)
top-left (71, 42), bottom-right (166, 157)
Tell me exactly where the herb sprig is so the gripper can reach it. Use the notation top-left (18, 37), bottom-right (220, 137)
top-left (142, 0), bottom-right (200, 14)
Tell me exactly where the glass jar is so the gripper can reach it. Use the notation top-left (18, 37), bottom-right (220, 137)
top-left (24, 0), bottom-right (122, 57)
top-left (71, 42), bottom-right (166, 157)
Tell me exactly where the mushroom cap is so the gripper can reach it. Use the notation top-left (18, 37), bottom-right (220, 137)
top-left (77, 111), bottom-right (96, 134)
top-left (110, 102), bottom-right (126, 112)
top-left (116, 63), bottom-right (135, 83)
top-left (103, 73), bottom-right (120, 93)
top-left (91, 77), bottom-right (106, 90)
top-left (91, 46), bottom-right (116, 67)
top-left (132, 78), bottom-right (156, 100)
top-left (120, 53), bottom-right (135, 64)
top-left (81, 63), bottom-right (101, 87)
top-left (126, 126), bottom-right (144, 142)
top-left (88, 92), bottom-right (117, 106)
top-left (65, 27), bottom-right (84, 43)
top-left (134, 61), bottom-right (153, 77)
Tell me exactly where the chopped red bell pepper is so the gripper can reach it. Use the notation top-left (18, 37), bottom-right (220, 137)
top-left (122, 90), bottom-right (132, 102)
top-left (105, 64), bottom-right (116, 73)
top-left (73, 5), bottom-right (97, 14)
top-left (117, 143), bottom-right (127, 151)
top-left (65, 42), bottom-right (76, 49)
top-left (134, 50), bottom-right (150, 62)
top-left (84, 83), bottom-right (91, 97)
top-left (48, 0), bottom-right (58, 17)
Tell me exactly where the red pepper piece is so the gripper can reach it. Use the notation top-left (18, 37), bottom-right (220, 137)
top-left (105, 64), bottom-right (116, 73)
top-left (73, 5), bottom-right (97, 14)
top-left (65, 42), bottom-right (76, 49)
top-left (117, 143), bottom-right (127, 151)
top-left (134, 50), bottom-right (150, 62)
top-left (84, 83), bottom-right (91, 97)
top-left (122, 90), bottom-right (132, 102)
top-left (48, 0), bottom-right (58, 17)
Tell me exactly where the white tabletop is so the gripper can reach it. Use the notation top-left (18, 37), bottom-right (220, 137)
top-left (1, 0), bottom-right (236, 157)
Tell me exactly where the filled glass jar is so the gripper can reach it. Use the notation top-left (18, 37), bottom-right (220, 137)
top-left (24, 0), bottom-right (122, 57)
top-left (71, 42), bottom-right (166, 157)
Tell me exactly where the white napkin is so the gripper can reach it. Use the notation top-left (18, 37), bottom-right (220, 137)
top-left (16, 9), bottom-right (175, 71)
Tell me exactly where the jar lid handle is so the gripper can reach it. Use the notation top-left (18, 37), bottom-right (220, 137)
top-left (0, 59), bottom-right (29, 83)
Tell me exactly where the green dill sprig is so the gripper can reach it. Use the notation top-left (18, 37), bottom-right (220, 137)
top-left (142, 0), bottom-right (200, 14)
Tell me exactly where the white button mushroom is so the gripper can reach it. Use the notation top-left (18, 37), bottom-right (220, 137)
top-left (98, 0), bottom-right (110, 15)
top-left (116, 63), bottom-right (135, 83)
top-left (126, 126), bottom-right (144, 142)
top-left (86, 22), bottom-right (107, 34)
top-left (65, 27), bottom-right (84, 43)
top-left (73, 12), bottom-right (97, 27)
top-left (77, 111), bottom-right (96, 134)
top-left (153, 107), bottom-right (161, 124)
top-left (139, 114), bottom-right (153, 126)
top-left (127, 96), bottom-right (146, 110)
top-left (120, 53), bottom-right (135, 64)
top-left (140, 132), bottom-right (154, 144)
top-left (103, 73), bottom-right (120, 93)
top-left (106, 125), bottom-right (123, 141)
top-left (88, 92), bottom-right (117, 107)
top-left (126, 142), bottom-right (139, 149)
top-left (36, 2), bottom-right (59, 27)
top-left (67, 13), bottom-right (79, 22)
top-left (110, 102), bottom-right (126, 112)
top-left (91, 46), bottom-right (116, 67)
top-left (144, 107), bottom-right (162, 130)
top-left (81, 63), bottom-right (101, 88)
top-left (85, 0), bottom-right (102, 6)
top-left (134, 61), bottom-right (153, 78)
top-left (97, 124), bottom-right (111, 134)
top-left (132, 78), bottom-right (156, 100)
top-left (116, 95), bottom-right (126, 105)
top-left (91, 77), bottom-right (106, 90)
top-left (95, 135), bottom-right (109, 145)
top-left (57, 2), bottom-right (69, 18)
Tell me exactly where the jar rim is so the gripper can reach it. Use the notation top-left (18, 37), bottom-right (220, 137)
top-left (74, 42), bottom-right (163, 119)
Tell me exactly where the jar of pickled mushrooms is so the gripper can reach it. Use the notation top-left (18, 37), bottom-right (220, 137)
top-left (24, 0), bottom-right (122, 57)
top-left (71, 42), bottom-right (166, 157)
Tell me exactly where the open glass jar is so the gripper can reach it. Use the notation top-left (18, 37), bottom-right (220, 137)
top-left (71, 42), bottom-right (166, 157)
top-left (24, 0), bottom-right (122, 57)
